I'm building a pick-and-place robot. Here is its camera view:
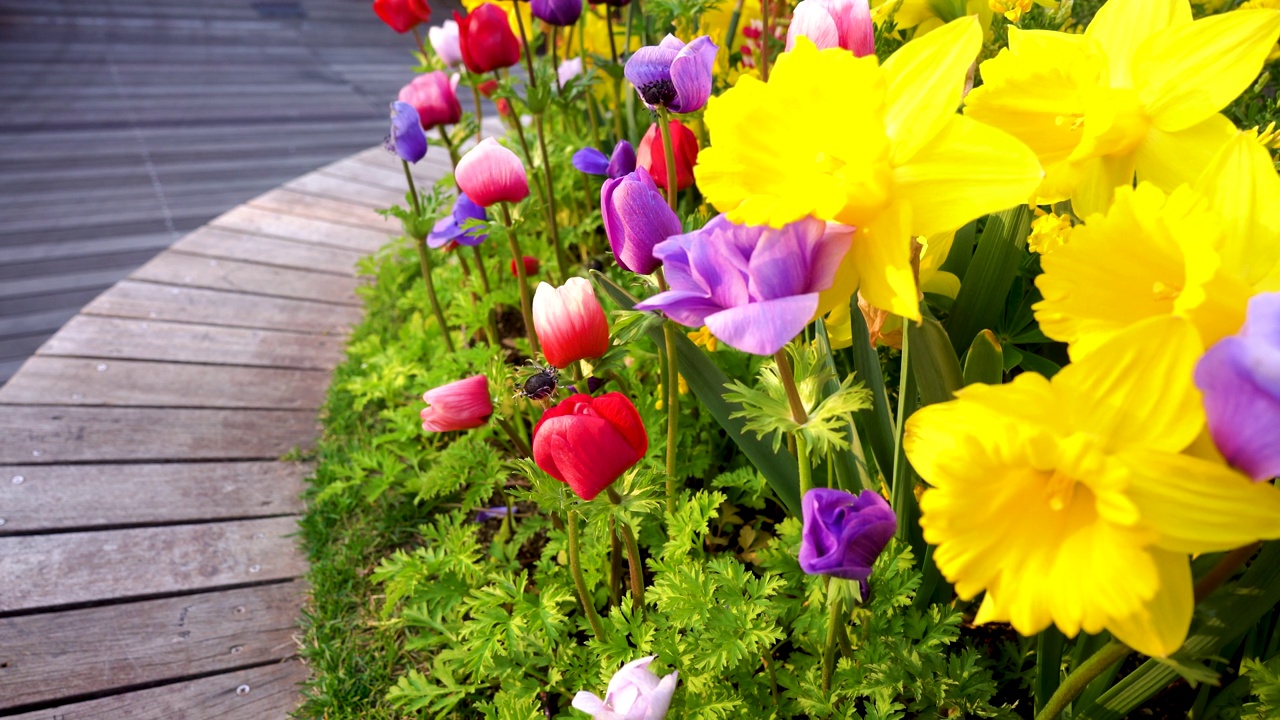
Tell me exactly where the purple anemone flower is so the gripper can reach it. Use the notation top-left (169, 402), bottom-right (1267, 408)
top-left (572, 140), bottom-right (637, 179)
top-left (428, 192), bottom-right (488, 249)
top-left (634, 215), bottom-right (852, 356)
top-left (601, 168), bottom-right (681, 275)
top-left (386, 100), bottom-right (427, 163)
top-left (531, 0), bottom-right (582, 26)
top-left (1195, 292), bottom-right (1280, 481)
top-left (799, 488), bottom-right (896, 587)
top-left (623, 34), bottom-right (717, 114)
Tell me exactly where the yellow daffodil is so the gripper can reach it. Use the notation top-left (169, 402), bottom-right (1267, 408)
top-left (904, 316), bottom-right (1280, 657)
top-left (963, 0), bottom-right (1280, 217)
top-left (1035, 133), bottom-right (1280, 360)
top-left (872, 0), bottom-right (994, 38)
top-left (695, 18), bottom-right (1043, 320)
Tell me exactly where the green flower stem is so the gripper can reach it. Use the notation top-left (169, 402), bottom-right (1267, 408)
top-left (607, 487), bottom-right (645, 613)
top-left (471, 81), bottom-right (484, 146)
top-left (656, 106), bottom-right (678, 210)
top-left (1035, 641), bottom-right (1131, 720)
top-left (723, 0), bottom-right (745, 58)
top-left (891, 324), bottom-right (919, 546)
top-left (821, 578), bottom-right (842, 693)
top-left (403, 160), bottom-right (456, 353)
top-left (533, 111), bottom-right (569, 283)
top-left (498, 202), bottom-right (540, 355)
top-left (774, 349), bottom-right (812, 497)
top-left (512, 5), bottom-right (537, 89)
top-left (760, 0), bottom-right (771, 82)
top-left (611, 76), bottom-right (626, 144)
top-left (656, 270), bottom-right (681, 517)
top-left (496, 415), bottom-right (531, 457)
top-left (605, 8), bottom-right (618, 64)
top-left (566, 510), bottom-right (607, 641)
top-left (609, 516), bottom-right (623, 607)
top-left (470, 245), bottom-right (491, 294)
top-left (437, 125), bottom-right (460, 168)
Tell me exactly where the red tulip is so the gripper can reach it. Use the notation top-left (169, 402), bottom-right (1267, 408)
top-left (373, 0), bottom-right (430, 33)
top-left (456, 137), bottom-right (529, 207)
top-left (510, 256), bottom-right (540, 276)
top-left (456, 4), bottom-right (522, 75)
top-left (636, 120), bottom-right (699, 192)
top-left (533, 392), bottom-right (648, 500)
top-left (421, 375), bottom-right (493, 432)
top-left (532, 278), bottom-right (610, 369)
top-left (478, 79), bottom-right (500, 97)
top-left (398, 72), bottom-right (463, 129)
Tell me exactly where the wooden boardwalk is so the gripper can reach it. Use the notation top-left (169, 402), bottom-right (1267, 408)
top-left (0, 0), bottom-right (468, 384)
top-left (0, 145), bottom-right (456, 718)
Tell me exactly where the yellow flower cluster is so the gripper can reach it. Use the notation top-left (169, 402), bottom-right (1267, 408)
top-left (1027, 210), bottom-right (1072, 255)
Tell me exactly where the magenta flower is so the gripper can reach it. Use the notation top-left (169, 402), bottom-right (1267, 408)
top-left (455, 137), bottom-right (529, 207)
top-left (1195, 292), bottom-right (1280, 481)
top-left (573, 140), bottom-right (637, 179)
top-left (421, 375), bottom-right (494, 432)
top-left (785, 0), bottom-right (874, 56)
top-left (531, 0), bottom-right (582, 26)
top-left (623, 35), bottom-right (717, 114)
top-left (799, 488), bottom-right (896, 586)
top-left (397, 72), bottom-right (463, 130)
top-left (572, 656), bottom-right (678, 720)
top-left (386, 101), bottom-right (427, 163)
top-left (601, 168), bottom-right (681, 275)
top-left (634, 216), bottom-right (851, 356)
top-left (428, 192), bottom-right (488, 249)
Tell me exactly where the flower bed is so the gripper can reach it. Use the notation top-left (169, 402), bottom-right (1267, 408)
top-left (297, 0), bottom-right (1280, 716)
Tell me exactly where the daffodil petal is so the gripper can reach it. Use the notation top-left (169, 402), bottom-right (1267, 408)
top-left (1134, 10), bottom-right (1280, 133)
top-left (846, 202), bottom-right (919, 319)
top-left (1052, 315), bottom-right (1204, 453)
top-left (1194, 132), bottom-right (1280, 287)
top-left (1133, 113), bottom-right (1236, 193)
top-left (1048, 516), bottom-right (1158, 637)
top-left (882, 15), bottom-right (982, 165)
top-left (894, 116), bottom-right (1043, 237)
top-left (1069, 153), bottom-right (1135, 218)
top-left (1105, 548), bottom-right (1192, 658)
top-left (1084, 0), bottom-right (1190, 87)
top-left (1120, 449), bottom-right (1280, 554)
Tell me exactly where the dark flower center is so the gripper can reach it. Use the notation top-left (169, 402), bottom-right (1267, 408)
top-left (638, 79), bottom-right (677, 108)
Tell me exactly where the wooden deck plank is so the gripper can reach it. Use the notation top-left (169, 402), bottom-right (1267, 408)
top-left (82, 280), bottom-right (364, 334)
top-left (0, 461), bottom-right (306, 534)
top-left (171, 226), bottom-right (366, 276)
top-left (37, 316), bottom-right (347, 369)
top-left (130, 252), bottom-right (362, 306)
top-left (282, 171), bottom-right (408, 208)
top-left (6, 659), bottom-right (307, 720)
top-left (0, 406), bottom-right (317, 464)
top-left (0, 583), bottom-right (304, 710)
top-left (247, 187), bottom-right (394, 230)
top-left (209, 205), bottom-right (390, 254)
top-left (0, 357), bottom-right (331, 409)
top-left (0, 517), bottom-right (306, 612)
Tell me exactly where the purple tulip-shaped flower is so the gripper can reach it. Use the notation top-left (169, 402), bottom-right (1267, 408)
top-left (427, 192), bottom-right (488, 249)
top-left (601, 168), bottom-right (682, 275)
top-left (799, 488), bottom-right (896, 587)
top-left (634, 215), bottom-right (852, 356)
top-left (624, 34), bottom-right (717, 113)
top-left (1195, 292), bottom-right (1280, 481)
top-left (386, 100), bottom-right (427, 163)
top-left (573, 140), bottom-right (637, 179)
top-left (531, 0), bottom-right (582, 26)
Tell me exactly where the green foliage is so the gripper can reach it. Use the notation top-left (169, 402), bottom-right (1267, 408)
top-left (1242, 655), bottom-right (1280, 720)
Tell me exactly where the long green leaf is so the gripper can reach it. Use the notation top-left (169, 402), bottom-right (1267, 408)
top-left (963, 329), bottom-right (1004, 386)
top-left (945, 206), bottom-right (1032, 357)
top-left (842, 298), bottom-right (896, 483)
top-left (907, 314), bottom-right (964, 406)
top-left (590, 271), bottom-right (802, 515)
top-left (816, 319), bottom-right (867, 493)
top-left (1077, 542), bottom-right (1280, 719)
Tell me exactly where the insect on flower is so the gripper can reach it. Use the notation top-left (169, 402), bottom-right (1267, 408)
top-left (514, 362), bottom-right (559, 401)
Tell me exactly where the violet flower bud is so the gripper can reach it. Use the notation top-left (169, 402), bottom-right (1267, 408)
top-left (798, 488), bottom-right (896, 587)
top-left (601, 168), bottom-right (682, 275)
top-left (531, 0), bottom-right (582, 26)
top-left (386, 100), bottom-right (427, 163)
top-left (572, 656), bottom-right (678, 720)
top-left (1195, 292), bottom-right (1280, 481)
top-left (623, 34), bottom-right (717, 114)
top-left (573, 140), bottom-right (636, 179)
top-left (428, 192), bottom-right (488, 249)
